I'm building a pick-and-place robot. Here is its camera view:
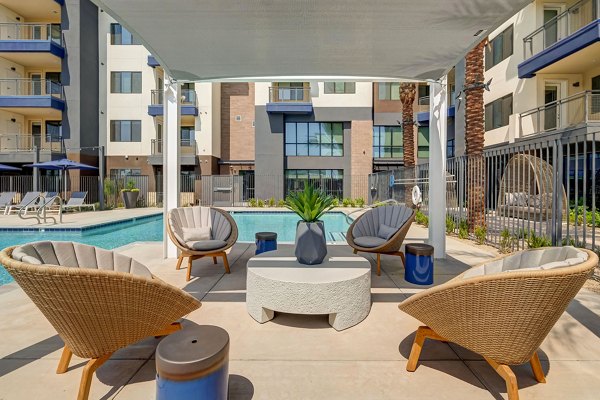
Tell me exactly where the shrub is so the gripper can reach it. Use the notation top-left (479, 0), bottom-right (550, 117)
top-left (342, 198), bottom-right (351, 207)
top-left (121, 179), bottom-right (138, 192)
top-left (445, 217), bottom-right (456, 234)
top-left (474, 225), bottom-right (487, 245)
top-left (499, 228), bottom-right (514, 253)
top-left (285, 184), bottom-right (335, 222)
top-left (355, 198), bottom-right (365, 208)
top-left (277, 199), bottom-right (286, 207)
top-left (332, 198), bottom-right (339, 207)
top-left (415, 210), bottom-right (429, 227)
top-left (268, 197), bottom-right (276, 207)
top-left (349, 199), bottom-right (356, 207)
top-left (257, 199), bottom-right (265, 208)
top-left (526, 232), bottom-right (552, 248)
top-left (248, 198), bottom-right (257, 207)
top-left (458, 219), bottom-right (468, 239)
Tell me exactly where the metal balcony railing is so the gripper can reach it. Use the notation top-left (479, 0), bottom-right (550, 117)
top-left (0, 79), bottom-right (63, 99)
top-left (150, 89), bottom-right (196, 106)
top-left (0, 134), bottom-right (64, 152)
top-left (523, 0), bottom-right (598, 59)
top-left (0, 23), bottom-right (62, 45)
top-left (418, 96), bottom-right (430, 106)
top-left (519, 90), bottom-right (600, 136)
top-left (151, 139), bottom-right (197, 155)
top-left (269, 86), bottom-right (311, 103)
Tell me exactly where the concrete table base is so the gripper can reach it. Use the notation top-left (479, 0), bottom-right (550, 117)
top-left (246, 246), bottom-right (371, 331)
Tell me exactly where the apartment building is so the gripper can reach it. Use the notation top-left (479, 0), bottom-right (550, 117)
top-left (0, 0), bottom-right (99, 170)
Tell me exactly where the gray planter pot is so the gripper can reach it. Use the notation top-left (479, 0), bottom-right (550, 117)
top-left (122, 191), bottom-right (139, 209)
top-left (295, 220), bottom-right (327, 265)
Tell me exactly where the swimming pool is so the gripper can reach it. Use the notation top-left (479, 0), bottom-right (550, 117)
top-left (0, 211), bottom-right (351, 286)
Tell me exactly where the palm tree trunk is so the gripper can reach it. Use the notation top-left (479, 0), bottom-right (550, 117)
top-left (465, 41), bottom-right (486, 232)
top-left (401, 83), bottom-right (416, 205)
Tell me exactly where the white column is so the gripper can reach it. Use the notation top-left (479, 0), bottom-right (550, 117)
top-left (428, 77), bottom-right (447, 259)
top-left (163, 77), bottom-right (181, 258)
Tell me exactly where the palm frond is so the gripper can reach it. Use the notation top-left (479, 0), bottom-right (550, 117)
top-left (285, 184), bottom-right (335, 222)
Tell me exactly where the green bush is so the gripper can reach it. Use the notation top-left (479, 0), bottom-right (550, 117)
top-left (458, 219), bottom-right (469, 239)
top-left (268, 197), bottom-right (276, 207)
top-left (569, 206), bottom-right (600, 227)
top-left (415, 210), bottom-right (429, 227)
top-left (355, 198), bottom-right (365, 207)
top-left (248, 198), bottom-right (257, 207)
top-left (445, 217), bottom-right (456, 234)
top-left (526, 231), bottom-right (552, 248)
top-left (121, 179), bottom-right (138, 192)
top-left (342, 198), bottom-right (351, 207)
top-left (474, 225), bottom-right (487, 245)
top-left (277, 199), bottom-right (286, 207)
top-left (499, 228), bottom-right (514, 253)
top-left (331, 198), bottom-right (339, 207)
top-left (257, 199), bottom-right (265, 208)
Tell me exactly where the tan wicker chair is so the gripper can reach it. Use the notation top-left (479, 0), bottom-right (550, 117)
top-left (346, 205), bottom-right (415, 275)
top-left (398, 247), bottom-right (598, 400)
top-left (0, 241), bottom-right (200, 400)
top-left (167, 205), bottom-right (238, 281)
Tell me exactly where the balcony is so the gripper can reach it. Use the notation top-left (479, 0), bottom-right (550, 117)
top-left (0, 23), bottom-right (64, 67)
top-left (148, 139), bottom-right (197, 165)
top-left (147, 55), bottom-right (160, 67)
top-left (519, 90), bottom-right (600, 136)
top-left (266, 86), bottom-right (313, 114)
top-left (519, 0), bottom-right (600, 78)
top-left (0, 134), bottom-right (65, 162)
top-left (147, 89), bottom-right (199, 116)
top-left (0, 79), bottom-right (64, 116)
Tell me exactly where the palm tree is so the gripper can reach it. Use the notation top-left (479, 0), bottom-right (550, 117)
top-left (464, 40), bottom-right (486, 231)
top-left (400, 82), bottom-right (416, 204)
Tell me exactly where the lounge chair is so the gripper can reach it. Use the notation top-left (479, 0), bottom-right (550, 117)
top-left (0, 192), bottom-right (16, 214)
top-left (167, 205), bottom-right (238, 281)
top-left (346, 205), bottom-right (415, 275)
top-left (398, 246), bottom-right (598, 400)
top-left (5, 191), bottom-right (41, 215)
top-left (0, 241), bottom-right (200, 400)
top-left (62, 191), bottom-right (95, 212)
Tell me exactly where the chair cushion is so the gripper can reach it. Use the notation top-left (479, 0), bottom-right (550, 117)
top-left (353, 236), bottom-right (387, 248)
top-left (169, 206), bottom-right (232, 244)
top-left (377, 223), bottom-right (399, 240)
top-left (352, 205), bottom-right (414, 238)
top-left (186, 240), bottom-right (227, 251)
top-left (182, 227), bottom-right (211, 242)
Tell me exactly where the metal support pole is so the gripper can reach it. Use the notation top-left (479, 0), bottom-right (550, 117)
top-left (99, 145), bottom-right (105, 211)
top-left (32, 145), bottom-right (39, 192)
top-left (163, 77), bottom-right (181, 258)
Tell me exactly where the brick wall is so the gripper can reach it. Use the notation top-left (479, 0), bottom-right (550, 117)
top-left (221, 83), bottom-right (255, 166)
top-left (350, 120), bottom-right (373, 199)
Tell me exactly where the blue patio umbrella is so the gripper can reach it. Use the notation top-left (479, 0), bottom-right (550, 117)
top-left (0, 163), bottom-right (21, 171)
top-left (24, 158), bottom-right (98, 199)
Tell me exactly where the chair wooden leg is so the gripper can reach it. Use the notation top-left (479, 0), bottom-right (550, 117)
top-left (485, 357), bottom-right (520, 400)
top-left (399, 251), bottom-right (406, 267)
top-left (407, 326), bottom-right (446, 372)
top-left (222, 252), bottom-right (231, 274)
top-left (186, 256), bottom-right (194, 281)
top-left (376, 253), bottom-right (381, 276)
top-left (56, 345), bottom-right (73, 374)
top-left (212, 256), bottom-right (217, 264)
top-left (175, 255), bottom-right (184, 270)
top-left (77, 353), bottom-right (111, 400)
top-left (529, 351), bottom-right (546, 383)
top-left (353, 249), bottom-right (358, 254)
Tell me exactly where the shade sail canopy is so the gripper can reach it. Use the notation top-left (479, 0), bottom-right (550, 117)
top-left (92, 0), bottom-right (530, 81)
top-left (0, 163), bottom-right (21, 171)
top-left (24, 159), bottom-right (98, 171)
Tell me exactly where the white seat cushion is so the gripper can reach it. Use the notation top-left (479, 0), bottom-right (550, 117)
top-left (354, 236), bottom-right (387, 248)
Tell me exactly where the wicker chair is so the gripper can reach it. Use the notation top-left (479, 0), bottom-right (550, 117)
top-left (167, 206), bottom-right (238, 281)
top-left (398, 246), bottom-right (598, 400)
top-left (346, 205), bottom-right (415, 275)
top-left (0, 241), bottom-right (200, 400)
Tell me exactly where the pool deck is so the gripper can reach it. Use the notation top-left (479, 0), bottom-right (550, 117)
top-left (0, 208), bottom-right (162, 229)
top-left (1, 224), bottom-right (600, 399)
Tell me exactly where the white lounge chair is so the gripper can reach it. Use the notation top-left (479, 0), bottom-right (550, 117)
top-left (0, 192), bottom-right (16, 215)
top-left (5, 191), bottom-right (41, 215)
top-left (62, 191), bottom-right (95, 212)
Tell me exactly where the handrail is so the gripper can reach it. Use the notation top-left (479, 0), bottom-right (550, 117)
top-left (520, 90), bottom-right (600, 115)
top-left (18, 194), bottom-right (63, 224)
top-left (523, 0), bottom-right (589, 42)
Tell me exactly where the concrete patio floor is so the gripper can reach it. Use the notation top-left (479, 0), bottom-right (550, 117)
top-left (1, 225), bottom-right (599, 399)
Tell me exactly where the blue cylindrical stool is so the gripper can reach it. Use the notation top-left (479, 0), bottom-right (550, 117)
top-left (405, 243), bottom-right (434, 285)
top-left (156, 325), bottom-right (229, 400)
top-left (255, 232), bottom-right (277, 255)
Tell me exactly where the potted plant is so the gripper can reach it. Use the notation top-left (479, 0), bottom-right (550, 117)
top-left (285, 184), bottom-right (335, 265)
top-left (121, 179), bottom-right (140, 209)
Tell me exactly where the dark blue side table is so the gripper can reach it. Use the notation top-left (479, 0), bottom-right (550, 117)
top-left (255, 232), bottom-right (277, 255)
top-left (405, 243), bottom-right (434, 285)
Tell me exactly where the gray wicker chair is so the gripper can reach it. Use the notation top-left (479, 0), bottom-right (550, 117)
top-left (346, 205), bottom-right (415, 275)
top-left (399, 246), bottom-right (598, 400)
top-left (0, 241), bottom-right (200, 400)
top-left (167, 206), bottom-right (238, 281)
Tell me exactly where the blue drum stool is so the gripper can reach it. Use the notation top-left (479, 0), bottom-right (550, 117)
top-left (255, 232), bottom-right (277, 255)
top-left (405, 243), bottom-right (434, 285)
top-left (156, 325), bottom-right (229, 400)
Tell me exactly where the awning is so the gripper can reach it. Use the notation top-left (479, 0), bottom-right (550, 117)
top-left (91, 0), bottom-right (530, 82)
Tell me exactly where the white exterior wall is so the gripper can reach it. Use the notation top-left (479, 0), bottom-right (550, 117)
top-left (195, 82), bottom-right (221, 158)
top-left (311, 82), bottom-right (372, 108)
top-left (254, 82), bottom-right (270, 106)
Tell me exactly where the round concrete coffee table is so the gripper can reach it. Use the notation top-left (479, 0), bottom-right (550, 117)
top-left (246, 246), bottom-right (371, 331)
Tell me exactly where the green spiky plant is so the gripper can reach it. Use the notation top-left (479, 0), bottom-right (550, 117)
top-left (285, 184), bottom-right (335, 222)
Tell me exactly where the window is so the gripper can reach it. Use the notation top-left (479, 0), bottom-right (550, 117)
top-left (285, 122), bottom-right (344, 157)
top-left (378, 82), bottom-right (400, 100)
top-left (373, 126), bottom-right (403, 158)
top-left (447, 138), bottom-right (455, 158)
top-left (110, 24), bottom-right (141, 45)
top-left (485, 25), bottom-right (513, 70)
top-left (181, 82), bottom-right (196, 104)
top-left (592, 75), bottom-right (600, 114)
top-left (111, 72), bottom-right (142, 93)
top-left (110, 169), bottom-right (141, 177)
top-left (45, 121), bottom-right (61, 140)
top-left (181, 126), bottom-right (195, 145)
top-left (285, 169), bottom-right (344, 198)
top-left (485, 94), bottom-right (513, 131)
top-left (276, 82), bottom-right (306, 101)
top-left (417, 127), bottom-right (429, 158)
top-left (110, 120), bottom-right (141, 142)
top-left (418, 85), bottom-right (430, 102)
top-left (324, 82), bottom-right (356, 94)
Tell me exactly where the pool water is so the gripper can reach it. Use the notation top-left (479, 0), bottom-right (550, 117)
top-left (0, 211), bottom-right (351, 286)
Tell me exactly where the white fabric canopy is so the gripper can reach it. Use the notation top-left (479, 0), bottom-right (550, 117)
top-left (92, 0), bottom-right (530, 81)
